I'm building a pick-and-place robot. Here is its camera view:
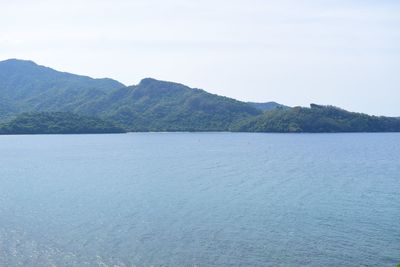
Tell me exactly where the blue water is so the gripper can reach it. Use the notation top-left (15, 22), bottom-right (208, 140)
top-left (0, 133), bottom-right (399, 267)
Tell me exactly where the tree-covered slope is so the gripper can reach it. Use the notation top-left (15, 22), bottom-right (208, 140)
top-left (0, 112), bottom-right (125, 134)
top-left (231, 104), bottom-right (400, 132)
top-left (80, 78), bottom-right (262, 131)
top-left (1, 59), bottom-right (399, 133)
top-left (0, 59), bottom-right (125, 113)
top-left (0, 97), bottom-right (16, 121)
top-left (247, 101), bottom-right (289, 111)
top-left (0, 59), bottom-right (262, 131)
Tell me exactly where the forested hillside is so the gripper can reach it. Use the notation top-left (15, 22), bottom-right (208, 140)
top-left (0, 59), bottom-right (124, 118)
top-left (0, 59), bottom-right (399, 133)
top-left (231, 104), bottom-right (400, 132)
top-left (80, 78), bottom-right (262, 131)
top-left (0, 112), bottom-right (125, 134)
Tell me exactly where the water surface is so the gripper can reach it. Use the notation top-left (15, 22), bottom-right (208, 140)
top-left (0, 133), bottom-right (399, 266)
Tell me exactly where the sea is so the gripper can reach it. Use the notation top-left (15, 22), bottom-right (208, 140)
top-left (0, 133), bottom-right (399, 266)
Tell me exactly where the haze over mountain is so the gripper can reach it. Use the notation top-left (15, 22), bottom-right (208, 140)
top-left (0, 59), bottom-right (399, 133)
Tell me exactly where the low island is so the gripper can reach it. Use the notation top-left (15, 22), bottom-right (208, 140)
top-left (0, 112), bottom-right (126, 135)
top-left (230, 104), bottom-right (400, 133)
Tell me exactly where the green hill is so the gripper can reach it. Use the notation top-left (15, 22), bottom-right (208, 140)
top-left (231, 104), bottom-right (400, 133)
top-left (0, 112), bottom-right (125, 134)
top-left (81, 78), bottom-right (262, 131)
top-left (0, 60), bottom-right (262, 131)
top-left (247, 101), bottom-right (289, 111)
top-left (0, 59), bottom-right (124, 115)
top-left (0, 59), bottom-right (399, 133)
top-left (0, 97), bottom-right (16, 121)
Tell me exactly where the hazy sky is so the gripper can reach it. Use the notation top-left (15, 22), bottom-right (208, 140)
top-left (1, 0), bottom-right (399, 115)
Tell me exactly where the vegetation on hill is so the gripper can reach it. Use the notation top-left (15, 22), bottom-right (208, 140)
top-left (0, 59), bottom-right (399, 133)
top-left (0, 59), bottom-right (124, 115)
top-left (0, 60), bottom-right (262, 131)
top-left (0, 112), bottom-right (125, 134)
top-left (0, 97), bottom-right (16, 121)
top-left (80, 78), bottom-right (262, 131)
top-left (247, 101), bottom-right (289, 111)
top-left (231, 104), bottom-right (400, 132)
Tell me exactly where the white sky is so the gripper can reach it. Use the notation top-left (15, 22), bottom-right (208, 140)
top-left (1, 0), bottom-right (399, 116)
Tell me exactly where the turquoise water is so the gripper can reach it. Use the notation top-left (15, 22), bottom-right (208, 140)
top-left (0, 133), bottom-right (399, 266)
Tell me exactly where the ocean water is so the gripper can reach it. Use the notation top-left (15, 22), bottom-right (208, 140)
top-left (0, 133), bottom-right (399, 267)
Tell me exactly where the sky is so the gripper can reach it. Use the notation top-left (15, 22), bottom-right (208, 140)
top-left (1, 0), bottom-right (399, 116)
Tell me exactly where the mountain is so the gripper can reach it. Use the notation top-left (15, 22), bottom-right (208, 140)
top-left (80, 78), bottom-right (262, 131)
top-left (231, 104), bottom-right (400, 132)
top-left (0, 112), bottom-right (125, 134)
top-left (0, 59), bottom-right (399, 133)
top-left (247, 101), bottom-right (289, 111)
top-left (0, 97), bottom-right (16, 120)
top-left (0, 59), bottom-right (262, 131)
top-left (0, 59), bottom-right (124, 118)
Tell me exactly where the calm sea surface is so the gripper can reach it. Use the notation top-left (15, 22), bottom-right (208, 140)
top-left (0, 133), bottom-right (399, 267)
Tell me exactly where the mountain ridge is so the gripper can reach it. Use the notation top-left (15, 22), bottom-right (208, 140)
top-left (0, 59), bottom-right (398, 133)
top-left (247, 101), bottom-right (290, 111)
top-left (0, 59), bottom-right (125, 119)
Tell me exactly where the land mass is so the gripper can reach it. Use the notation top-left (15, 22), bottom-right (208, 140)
top-left (0, 112), bottom-right (125, 134)
top-left (231, 104), bottom-right (400, 133)
top-left (0, 59), bottom-right (399, 134)
top-left (247, 101), bottom-right (289, 111)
